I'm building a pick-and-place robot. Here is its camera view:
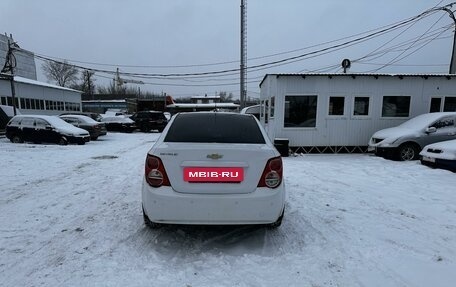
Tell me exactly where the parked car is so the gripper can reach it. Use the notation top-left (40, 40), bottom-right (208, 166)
top-left (60, 112), bottom-right (103, 122)
top-left (6, 115), bottom-right (90, 145)
top-left (420, 139), bottom-right (456, 172)
top-left (130, 111), bottom-right (168, 132)
top-left (101, 116), bottom-right (136, 133)
top-left (368, 112), bottom-right (456, 161)
top-left (142, 112), bottom-right (285, 228)
top-left (59, 114), bottom-right (107, 140)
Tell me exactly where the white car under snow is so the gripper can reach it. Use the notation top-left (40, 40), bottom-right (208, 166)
top-left (420, 139), bottom-right (456, 172)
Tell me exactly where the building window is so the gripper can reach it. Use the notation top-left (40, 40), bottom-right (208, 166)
top-left (444, 97), bottom-right (456, 112)
top-left (1, 96), bottom-right (6, 105)
top-left (20, 98), bottom-right (25, 109)
top-left (328, 96), bottom-right (344, 116)
top-left (264, 100), bottom-right (269, 123)
top-left (270, 97), bottom-right (275, 118)
top-left (430, 97), bottom-right (442, 113)
top-left (284, 95), bottom-right (318, 128)
top-left (65, 102), bottom-right (80, 111)
top-left (353, 97), bottom-right (370, 116)
top-left (260, 100), bottom-right (264, 118)
top-left (7, 96), bottom-right (12, 106)
top-left (382, 96), bottom-right (411, 117)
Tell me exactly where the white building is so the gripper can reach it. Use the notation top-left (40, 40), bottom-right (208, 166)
top-left (0, 76), bottom-right (82, 115)
top-left (259, 73), bottom-right (456, 153)
top-left (1, 33), bottom-right (82, 116)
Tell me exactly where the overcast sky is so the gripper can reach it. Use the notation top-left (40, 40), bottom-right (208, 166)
top-left (0, 0), bottom-right (454, 99)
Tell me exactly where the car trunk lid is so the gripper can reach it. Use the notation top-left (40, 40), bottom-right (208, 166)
top-left (152, 142), bottom-right (274, 194)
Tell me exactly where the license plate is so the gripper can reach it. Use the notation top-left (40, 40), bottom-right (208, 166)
top-left (422, 156), bottom-right (435, 163)
top-left (184, 167), bottom-right (244, 182)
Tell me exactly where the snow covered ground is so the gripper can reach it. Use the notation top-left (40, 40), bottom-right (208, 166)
top-left (1, 132), bottom-right (455, 287)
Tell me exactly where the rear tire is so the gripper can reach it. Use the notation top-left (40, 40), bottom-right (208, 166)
top-left (140, 125), bottom-right (149, 133)
top-left (268, 208), bottom-right (284, 228)
top-left (143, 207), bottom-right (161, 229)
top-left (397, 143), bottom-right (419, 161)
top-left (11, 135), bottom-right (24, 143)
top-left (91, 136), bottom-right (98, 141)
top-left (58, 137), bottom-right (68, 146)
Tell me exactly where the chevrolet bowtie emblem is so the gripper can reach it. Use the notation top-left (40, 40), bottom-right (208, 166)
top-left (207, 153), bottom-right (223, 160)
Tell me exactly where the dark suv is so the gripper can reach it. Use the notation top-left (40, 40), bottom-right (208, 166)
top-left (130, 111), bottom-right (168, 132)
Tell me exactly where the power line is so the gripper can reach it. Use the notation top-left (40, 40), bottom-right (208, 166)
top-left (27, 4), bottom-right (445, 70)
top-left (28, 2), bottom-right (456, 93)
top-left (368, 11), bottom-right (448, 72)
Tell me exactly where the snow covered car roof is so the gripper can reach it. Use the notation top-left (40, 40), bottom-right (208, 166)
top-left (399, 112), bottom-right (456, 130)
top-left (101, 116), bottom-right (135, 123)
top-left (60, 114), bottom-right (98, 124)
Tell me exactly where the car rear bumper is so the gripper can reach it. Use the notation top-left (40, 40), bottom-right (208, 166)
top-left (142, 178), bottom-right (285, 225)
top-left (67, 135), bottom-right (90, 144)
top-left (420, 157), bottom-right (456, 172)
top-left (96, 129), bottom-right (108, 136)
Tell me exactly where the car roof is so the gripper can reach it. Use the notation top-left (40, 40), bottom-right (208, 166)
top-left (138, 110), bottom-right (163, 114)
top-left (60, 114), bottom-right (93, 120)
top-left (400, 112), bottom-right (456, 127)
top-left (13, 114), bottom-right (57, 120)
top-left (174, 111), bottom-right (254, 118)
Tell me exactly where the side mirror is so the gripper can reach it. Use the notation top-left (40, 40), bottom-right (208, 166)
top-left (45, 125), bottom-right (53, 131)
top-left (425, 127), bottom-right (437, 134)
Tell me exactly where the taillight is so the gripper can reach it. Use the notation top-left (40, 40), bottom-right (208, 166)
top-left (257, 156), bottom-right (283, 188)
top-left (145, 154), bottom-right (170, 187)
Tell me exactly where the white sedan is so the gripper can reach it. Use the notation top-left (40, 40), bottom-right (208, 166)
top-left (420, 139), bottom-right (456, 172)
top-left (141, 112), bottom-right (285, 228)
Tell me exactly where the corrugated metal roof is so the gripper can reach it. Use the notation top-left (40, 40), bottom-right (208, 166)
top-left (0, 75), bottom-right (82, 93)
top-left (259, 73), bottom-right (455, 87)
top-left (14, 76), bottom-right (82, 92)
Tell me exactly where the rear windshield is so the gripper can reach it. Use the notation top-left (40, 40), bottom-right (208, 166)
top-left (164, 113), bottom-right (266, 144)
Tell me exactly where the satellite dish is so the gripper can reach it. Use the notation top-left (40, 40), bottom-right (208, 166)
top-left (341, 59), bottom-right (351, 73)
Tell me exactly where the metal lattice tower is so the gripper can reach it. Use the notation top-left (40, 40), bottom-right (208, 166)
top-left (240, 0), bottom-right (247, 108)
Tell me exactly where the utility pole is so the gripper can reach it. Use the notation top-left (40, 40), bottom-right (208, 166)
top-left (83, 70), bottom-right (94, 100)
top-left (1, 37), bottom-right (18, 115)
top-left (441, 7), bottom-right (456, 74)
top-left (240, 0), bottom-right (247, 109)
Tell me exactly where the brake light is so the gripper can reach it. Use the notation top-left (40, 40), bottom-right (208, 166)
top-left (257, 156), bottom-right (283, 188)
top-left (145, 154), bottom-right (170, 187)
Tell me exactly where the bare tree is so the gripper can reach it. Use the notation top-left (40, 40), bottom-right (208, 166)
top-left (81, 70), bottom-right (96, 95)
top-left (218, 91), bottom-right (233, 102)
top-left (97, 80), bottom-right (119, 95)
top-left (41, 60), bottom-right (79, 87)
